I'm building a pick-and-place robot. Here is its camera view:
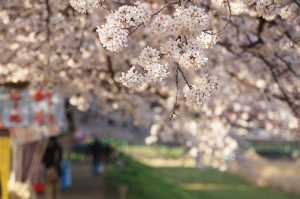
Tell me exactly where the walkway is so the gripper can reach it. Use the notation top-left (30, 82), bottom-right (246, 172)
top-left (38, 162), bottom-right (107, 199)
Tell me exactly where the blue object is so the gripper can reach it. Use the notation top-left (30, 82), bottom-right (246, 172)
top-left (61, 160), bottom-right (72, 188)
top-left (94, 162), bottom-right (103, 174)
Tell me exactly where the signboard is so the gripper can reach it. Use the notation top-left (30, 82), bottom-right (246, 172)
top-left (0, 88), bottom-right (66, 129)
top-left (0, 89), bottom-right (32, 127)
top-left (0, 88), bottom-right (66, 144)
top-left (0, 129), bottom-right (10, 199)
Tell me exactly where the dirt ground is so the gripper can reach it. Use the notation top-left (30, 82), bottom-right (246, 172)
top-left (38, 162), bottom-right (107, 199)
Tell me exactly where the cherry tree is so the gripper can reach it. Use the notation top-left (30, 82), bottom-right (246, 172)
top-left (0, 0), bottom-right (299, 170)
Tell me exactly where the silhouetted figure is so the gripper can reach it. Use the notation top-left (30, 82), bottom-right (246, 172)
top-left (103, 143), bottom-right (113, 162)
top-left (91, 139), bottom-right (103, 174)
top-left (42, 137), bottom-right (63, 199)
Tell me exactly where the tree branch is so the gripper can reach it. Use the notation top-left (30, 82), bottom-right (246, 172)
top-left (128, 1), bottom-right (180, 36)
top-left (274, 53), bottom-right (300, 77)
top-left (107, 56), bottom-right (121, 92)
top-left (178, 66), bottom-right (192, 89)
top-left (258, 55), bottom-right (299, 118)
top-left (292, 0), bottom-right (300, 7)
top-left (219, 41), bottom-right (299, 118)
top-left (170, 66), bottom-right (179, 121)
top-left (203, 0), bottom-right (232, 35)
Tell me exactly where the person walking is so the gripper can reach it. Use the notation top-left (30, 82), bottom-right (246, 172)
top-left (42, 137), bottom-right (63, 199)
top-left (90, 139), bottom-right (103, 175)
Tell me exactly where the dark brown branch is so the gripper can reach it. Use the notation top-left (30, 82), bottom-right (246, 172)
top-left (258, 55), bottom-right (299, 117)
top-left (152, 1), bottom-right (180, 17)
top-left (170, 66), bottom-right (179, 121)
top-left (292, 0), bottom-right (300, 7)
top-left (224, 66), bottom-right (286, 101)
top-left (241, 18), bottom-right (264, 48)
top-left (274, 53), bottom-right (300, 77)
top-left (45, 0), bottom-right (51, 41)
top-left (183, 35), bottom-right (188, 45)
top-left (0, 81), bottom-right (30, 88)
top-left (203, 0), bottom-right (231, 35)
top-left (107, 56), bottom-right (121, 92)
top-left (178, 66), bottom-right (192, 89)
top-left (77, 13), bottom-right (88, 55)
top-left (219, 42), bottom-right (298, 116)
top-left (44, 0), bottom-right (52, 84)
top-left (128, 1), bottom-right (180, 36)
top-left (128, 23), bottom-right (144, 36)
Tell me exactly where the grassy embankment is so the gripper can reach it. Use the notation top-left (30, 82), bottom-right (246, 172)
top-left (105, 146), bottom-right (300, 199)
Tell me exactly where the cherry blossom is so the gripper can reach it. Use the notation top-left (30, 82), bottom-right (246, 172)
top-left (185, 75), bottom-right (219, 106)
top-left (96, 24), bottom-right (128, 52)
top-left (120, 66), bottom-right (144, 89)
top-left (70, 0), bottom-right (103, 13)
top-left (1, 0), bottom-right (299, 172)
top-left (160, 39), bottom-right (182, 59)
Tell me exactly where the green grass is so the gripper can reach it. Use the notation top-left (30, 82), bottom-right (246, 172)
top-left (160, 167), bottom-right (300, 199)
top-left (105, 155), bottom-right (198, 199)
top-left (105, 155), bottom-right (300, 199)
top-left (70, 153), bottom-right (86, 162)
top-left (124, 145), bottom-right (184, 159)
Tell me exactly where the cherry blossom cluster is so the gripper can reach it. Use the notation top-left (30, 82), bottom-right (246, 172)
top-left (160, 38), bottom-right (209, 70)
top-left (197, 32), bottom-right (219, 49)
top-left (160, 38), bottom-right (181, 59)
top-left (96, 2), bottom-right (152, 52)
top-left (179, 39), bottom-right (208, 70)
top-left (151, 5), bottom-right (209, 37)
top-left (70, 0), bottom-right (103, 13)
top-left (185, 75), bottom-right (218, 106)
top-left (256, 0), bottom-right (277, 20)
top-left (197, 125), bottom-right (238, 171)
top-left (120, 46), bottom-right (168, 88)
top-left (68, 1), bottom-right (222, 111)
top-left (150, 7), bottom-right (212, 71)
top-left (120, 66), bottom-right (145, 89)
top-left (150, 14), bottom-right (173, 36)
top-left (173, 5), bottom-right (209, 35)
top-left (95, 2), bottom-right (217, 107)
top-left (245, 0), bottom-right (297, 21)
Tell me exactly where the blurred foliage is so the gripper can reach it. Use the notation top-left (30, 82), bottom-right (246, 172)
top-left (70, 153), bottom-right (86, 162)
top-left (252, 142), bottom-right (300, 157)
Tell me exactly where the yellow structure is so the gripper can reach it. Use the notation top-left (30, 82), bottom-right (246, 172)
top-left (0, 136), bottom-right (10, 199)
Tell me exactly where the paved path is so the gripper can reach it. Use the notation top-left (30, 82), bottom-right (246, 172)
top-left (38, 162), bottom-right (107, 199)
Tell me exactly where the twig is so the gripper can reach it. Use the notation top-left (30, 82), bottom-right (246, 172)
top-left (274, 53), bottom-right (300, 77)
top-left (129, 1), bottom-right (180, 36)
top-left (44, 0), bottom-right (52, 84)
top-left (203, 0), bottom-right (231, 35)
top-left (152, 1), bottom-right (180, 18)
top-left (107, 56), bottom-right (121, 92)
top-left (170, 66), bottom-right (179, 121)
top-left (77, 13), bottom-right (88, 55)
top-left (292, 0), bottom-right (300, 7)
top-left (178, 66), bottom-right (192, 89)
top-left (45, 0), bottom-right (51, 41)
top-left (128, 23), bottom-right (144, 36)
top-left (183, 35), bottom-right (188, 45)
top-left (219, 41), bottom-right (297, 107)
